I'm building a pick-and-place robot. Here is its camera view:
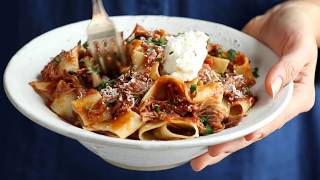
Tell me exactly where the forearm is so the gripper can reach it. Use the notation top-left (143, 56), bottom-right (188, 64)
top-left (290, 0), bottom-right (320, 46)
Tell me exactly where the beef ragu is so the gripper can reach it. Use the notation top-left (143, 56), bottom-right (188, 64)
top-left (101, 70), bottom-right (153, 115)
top-left (30, 25), bottom-right (258, 140)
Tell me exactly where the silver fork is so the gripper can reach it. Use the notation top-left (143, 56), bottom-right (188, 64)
top-left (87, 0), bottom-right (126, 75)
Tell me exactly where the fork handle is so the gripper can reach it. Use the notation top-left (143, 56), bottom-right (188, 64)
top-left (92, 0), bottom-right (108, 19)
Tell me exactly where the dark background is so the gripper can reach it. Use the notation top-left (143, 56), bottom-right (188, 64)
top-left (1, 0), bottom-right (319, 180)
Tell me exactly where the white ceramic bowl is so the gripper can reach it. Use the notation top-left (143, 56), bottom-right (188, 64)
top-left (4, 16), bottom-right (293, 171)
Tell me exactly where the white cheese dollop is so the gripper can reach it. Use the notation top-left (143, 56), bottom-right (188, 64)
top-left (163, 31), bottom-right (209, 81)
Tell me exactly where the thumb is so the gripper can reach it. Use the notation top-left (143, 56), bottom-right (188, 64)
top-left (265, 41), bottom-right (305, 97)
top-left (242, 15), bottom-right (266, 38)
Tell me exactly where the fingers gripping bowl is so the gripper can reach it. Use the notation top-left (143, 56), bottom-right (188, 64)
top-left (4, 16), bottom-right (293, 171)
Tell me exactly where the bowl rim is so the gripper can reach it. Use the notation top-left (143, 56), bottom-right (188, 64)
top-left (3, 15), bottom-right (293, 150)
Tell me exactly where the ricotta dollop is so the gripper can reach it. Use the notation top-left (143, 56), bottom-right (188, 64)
top-left (163, 31), bottom-right (209, 81)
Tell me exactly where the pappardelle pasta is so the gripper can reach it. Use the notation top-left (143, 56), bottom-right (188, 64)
top-left (30, 25), bottom-right (258, 140)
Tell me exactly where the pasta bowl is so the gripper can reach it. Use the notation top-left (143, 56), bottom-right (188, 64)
top-left (4, 16), bottom-right (293, 171)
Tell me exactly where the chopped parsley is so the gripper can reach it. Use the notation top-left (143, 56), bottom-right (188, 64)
top-left (169, 51), bottom-right (174, 55)
top-left (200, 117), bottom-right (207, 124)
top-left (227, 49), bottom-right (237, 61)
top-left (156, 57), bottom-right (161, 62)
top-left (83, 59), bottom-right (94, 72)
top-left (108, 79), bottom-right (116, 86)
top-left (154, 104), bottom-right (161, 112)
top-left (252, 67), bottom-right (259, 78)
top-left (96, 79), bottom-right (116, 91)
top-left (96, 79), bottom-right (108, 91)
top-left (81, 57), bottom-right (102, 76)
top-left (190, 84), bottom-right (197, 93)
top-left (205, 124), bottom-right (213, 134)
top-left (200, 116), bottom-right (213, 134)
top-left (153, 37), bottom-right (167, 46)
top-left (83, 41), bottom-right (89, 49)
top-left (146, 37), bottom-right (153, 44)
top-left (146, 37), bottom-right (167, 46)
top-left (94, 66), bottom-right (101, 74)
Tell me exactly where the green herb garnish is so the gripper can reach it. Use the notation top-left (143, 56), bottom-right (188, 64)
top-left (154, 104), bottom-right (161, 112)
top-left (145, 37), bottom-right (167, 46)
top-left (169, 51), bottom-right (174, 55)
top-left (205, 124), bottom-right (213, 134)
top-left (96, 79), bottom-right (117, 91)
top-left (153, 37), bottom-right (167, 46)
top-left (96, 79), bottom-right (108, 91)
top-left (109, 79), bottom-right (116, 86)
top-left (146, 37), bottom-right (153, 44)
top-left (200, 116), bottom-right (213, 134)
top-left (200, 117), bottom-right (208, 124)
top-left (83, 41), bottom-right (89, 49)
top-left (82, 57), bottom-right (103, 77)
top-left (156, 57), bottom-right (161, 62)
top-left (227, 49), bottom-right (237, 61)
top-left (95, 66), bottom-right (101, 74)
top-left (82, 58), bottom-right (93, 69)
top-left (252, 67), bottom-right (259, 78)
top-left (190, 84), bottom-right (197, 93)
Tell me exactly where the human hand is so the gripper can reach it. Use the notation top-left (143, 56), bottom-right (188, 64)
top-left (191, 1), bottom-right (319, 171)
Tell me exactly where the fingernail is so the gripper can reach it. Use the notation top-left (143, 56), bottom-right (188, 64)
top-left (271, 77), bottom-right (282, 97)
top-left (191, 166), bottom-right (201, 172)
top-left (245, 132), bottom-right (263, 142)
top-left (190, 162), bottom-right (205, 172)
top-left (208, 151), bottom-right (219, 157)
